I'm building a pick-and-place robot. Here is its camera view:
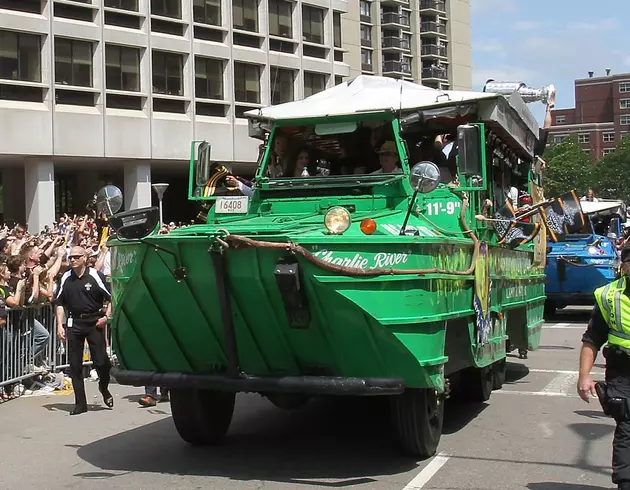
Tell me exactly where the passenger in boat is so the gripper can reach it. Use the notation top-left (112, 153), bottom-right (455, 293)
top-left (285, 148), bottom-right (318, 177)
top-left (226, 147), bottom-right (319, 196)
top-left (371, 141), bottom-right (403, 174)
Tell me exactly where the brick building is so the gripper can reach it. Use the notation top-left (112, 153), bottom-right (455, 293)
top-left (548, 70), bottom-right (630, 160)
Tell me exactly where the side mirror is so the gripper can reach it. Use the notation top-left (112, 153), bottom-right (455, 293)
top-left (457, 124), bottom-right (482, 176)
top-left (410, 161), bottom-right (441, 193)
top-left (95, 185), bottom-right (123, 217)
top-left (109, 207), bottom-right (160, 240)
top-left (195, 141), bottom-right (211, 187)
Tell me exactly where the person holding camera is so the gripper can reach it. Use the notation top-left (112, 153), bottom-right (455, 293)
top-left (578, 246), bottom-right (630, 490)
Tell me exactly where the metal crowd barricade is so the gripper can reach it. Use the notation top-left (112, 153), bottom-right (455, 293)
top-left (0, 303), bottom-right (114, 393)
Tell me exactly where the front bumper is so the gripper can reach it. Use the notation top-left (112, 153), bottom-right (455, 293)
top-left (111, 368), bottom-right (406, 396)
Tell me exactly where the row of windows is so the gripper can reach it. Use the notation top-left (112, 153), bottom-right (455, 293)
top-left (0, 31), bottom-right (335, 106)
top-left (557, 113), bottom-right (630, 125)
top-left (556, 132), bottom-right (623, 145)
top-left (0, 0), bottom-right (340, 47)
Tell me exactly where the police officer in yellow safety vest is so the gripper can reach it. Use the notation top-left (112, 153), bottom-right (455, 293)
top-left (579, 247), bottom-right (630, 490)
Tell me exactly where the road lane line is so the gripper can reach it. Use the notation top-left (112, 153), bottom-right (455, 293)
top-left (402, 452), bottom-right (450, 490)
top-left (541, 372), bottom-right (578, 394)
top-left (528, 368), bottom-right (605, 376)
top-left (544, 323), bottom-right (584, 329)
top-left (494, 390), bottom-right (576, 397)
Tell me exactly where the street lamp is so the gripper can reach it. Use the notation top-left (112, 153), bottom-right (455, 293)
top-left (151, 183), bottom-right (169, 228)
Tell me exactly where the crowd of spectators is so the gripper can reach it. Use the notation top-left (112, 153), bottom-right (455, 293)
top-left (0, 213), bottom-right (113, 400)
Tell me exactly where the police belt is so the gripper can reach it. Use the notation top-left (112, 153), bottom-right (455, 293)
top-left (69, 311), bottom-right (104, 320)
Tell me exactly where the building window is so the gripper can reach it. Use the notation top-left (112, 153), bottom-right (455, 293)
top-left (268, 0), bottom-right (292, 38)
top-left (105, 45), bottom-right (140, 91)
top-left (234, 62), bottom-right (260, 103)
top-left (304, 71), bottom-right (326, 97)
top-left (361, 48), bottom-right (372, 69)
top-left (193, 0), bottom-right (221, 26)
top-left (233, 0), bottom-right (258, 32)
top-left (151, 0), bottom-right (181, 18)
top-left (335, 75), bottom-right (343, 85)
top-left (621, 99), bottom-right (630, 109)
top-left (195, 56), bottom-right (223, 100)
top-left (0, 31), bottom-right (41, 82)
top-left (577, 133), bottom-right (589, 144)
top-left (333, 12), bottom-right (341, 48)
top-left (603, 148), bottom-right (615, 156)
top-left (152, 50), bottom-right (183, 95)
top-left (55, 38), bottom-right (93, 87)
top-left (603, 132), bottom-right (615, 143)
top-left (360, 24), bottom-right (371, 43)
top-left (621, 115), bottom-right (630, 126)
top-left (359, 0), bottom-right (370, 19)
top-left (555, 115), bottom-right (565, 124)
top-left (105, 0), bottom-right (139, 10)
top-left (620, 82), bottom-right (630, 93)
top-left (553, 135), bottom-right (565, 144)
top-left (270, 67), bottom-right (294, 104)
top-left (302, 5), bottom-right (323, 44)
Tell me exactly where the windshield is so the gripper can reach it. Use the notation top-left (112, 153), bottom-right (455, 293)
top-left (258, 119), bottom-right (404, 179)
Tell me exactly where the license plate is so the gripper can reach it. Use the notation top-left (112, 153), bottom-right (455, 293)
top-left (215, 196), bottom-right (249, 214)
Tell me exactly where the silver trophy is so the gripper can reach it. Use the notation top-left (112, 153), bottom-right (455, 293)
top-left (483, 80), bottom-right (556, 107)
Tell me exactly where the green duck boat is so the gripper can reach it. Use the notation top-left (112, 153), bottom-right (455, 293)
top-left (106, 75), bottom-right (553, 458)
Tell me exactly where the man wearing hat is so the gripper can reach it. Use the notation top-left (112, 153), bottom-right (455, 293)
top-left (371, 141), bottom-right (403, 174)
top-left (578, 246), bottom-right (630, 489)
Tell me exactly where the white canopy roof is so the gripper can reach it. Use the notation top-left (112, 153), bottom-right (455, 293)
top-left (581, 199), bottom-right (624, 215)
top-left (244, 75), bottom-right (499, 121)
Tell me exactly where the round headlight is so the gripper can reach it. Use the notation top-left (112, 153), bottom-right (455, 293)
top-left (587, 246), bottom-right (598, 255)
top-left (324, 206), bottom-right (351, 234)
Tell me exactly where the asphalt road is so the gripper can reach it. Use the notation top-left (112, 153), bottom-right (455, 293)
top-left (0, 307), bottom-right (617, 490)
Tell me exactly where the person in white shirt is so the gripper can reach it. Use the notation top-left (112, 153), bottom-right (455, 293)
top-left (581, 188), bottom-right (599, 202)
top-left (371, 141), bottom-right (403, 174)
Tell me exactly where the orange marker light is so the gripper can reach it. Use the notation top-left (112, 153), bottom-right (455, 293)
top-left (360, 218), bottom-right (377, 235)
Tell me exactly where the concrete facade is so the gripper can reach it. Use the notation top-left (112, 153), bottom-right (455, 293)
top-left (0, 0), bottom-right (470, 231)
top-left (548, 70), bottom-right (630, 161)
top-left (341, 0), bottom-right (471, 90)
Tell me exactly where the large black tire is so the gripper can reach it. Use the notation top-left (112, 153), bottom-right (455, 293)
top-left (544, 300), bottom-right (556, 317)
top-left (391, 388), bottom-right (444, 458)
top-left (460, 365), bottom-right (493, 402)
top-left (492, 359), bottom-right (506, 390)
top-left (170, 389), bottom-right (235, 445)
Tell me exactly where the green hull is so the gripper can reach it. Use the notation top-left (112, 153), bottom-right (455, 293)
top-left (110, 233), bottom-right (544, 393)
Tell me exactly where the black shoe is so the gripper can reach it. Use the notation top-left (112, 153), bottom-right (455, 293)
top-left (100, 388), bottom-right (114, 408)
top-left (70, 405), bottom-right (88, 416)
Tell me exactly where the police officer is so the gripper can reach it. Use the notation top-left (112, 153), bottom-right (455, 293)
top-left (55, 246), bottom-right (113, 415)
top-left (578, 246), bottom-right (630, 490)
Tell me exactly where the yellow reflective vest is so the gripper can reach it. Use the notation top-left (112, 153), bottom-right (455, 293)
top-left (594, 276), bottom-right (630, 350)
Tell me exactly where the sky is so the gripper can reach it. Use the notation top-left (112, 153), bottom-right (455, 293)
top-left (470, 0), bottom-right (630, 125)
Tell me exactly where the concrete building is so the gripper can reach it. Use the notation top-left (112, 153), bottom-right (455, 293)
top-left (548, 70), bottom-right (630, 161)
top-left (0, 0), bottom-right (470, 231)
top-left (342, 0), bottom-right (471, 90)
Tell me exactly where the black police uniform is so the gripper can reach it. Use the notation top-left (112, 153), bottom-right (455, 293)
top-left (54, 267), bottom-right (112, 413)
top-left (583, 280), bottom-right (630, 489)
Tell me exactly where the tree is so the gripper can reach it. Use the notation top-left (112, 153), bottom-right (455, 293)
top-left (542, 135), bottom-right (593, 198)
top-left (591, 135), bottom-right (630, 203)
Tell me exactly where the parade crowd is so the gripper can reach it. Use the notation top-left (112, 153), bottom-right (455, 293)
top-left (0, 213), bottom-right (187, 401)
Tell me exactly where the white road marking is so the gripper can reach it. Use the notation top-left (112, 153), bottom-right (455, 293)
top-left (529, 368), bottom-right (605, 376)
top-left (402, 452), bottom-right (450, 490)
top-left (494, 390), bottom-right (576, 397)
top-left (542, 372), bottom-right (579, 394)
top-left (544, 323), bottom-right (584, 329)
